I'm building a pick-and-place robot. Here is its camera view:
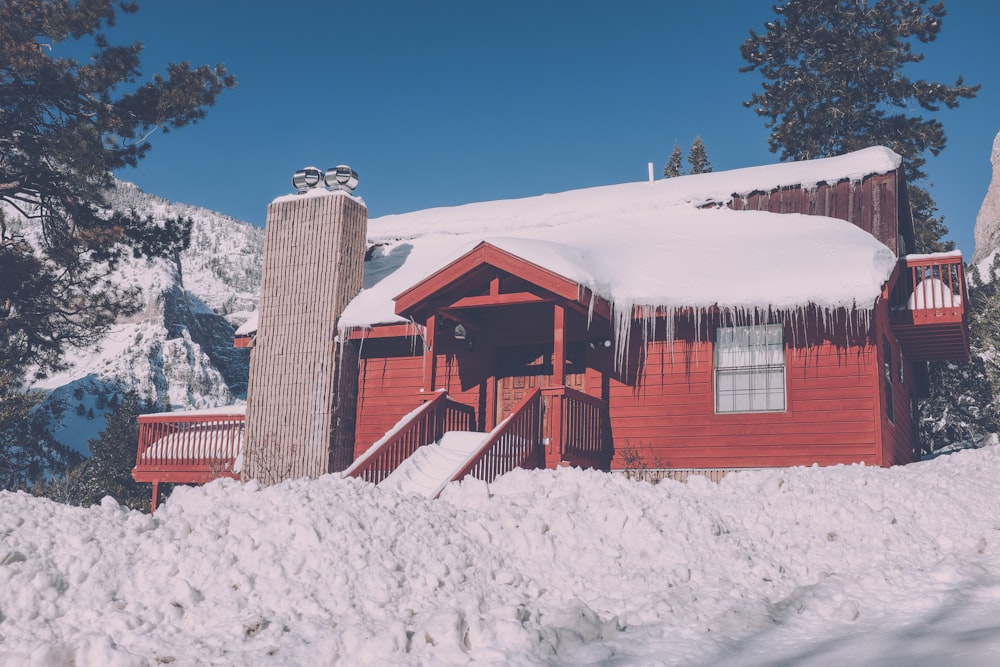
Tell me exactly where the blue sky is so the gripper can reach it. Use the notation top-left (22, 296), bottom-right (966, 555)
top-left (92, 1), bottom-right (998, 255)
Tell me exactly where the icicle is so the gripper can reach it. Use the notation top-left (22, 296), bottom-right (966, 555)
top-left (407, 316), bottom-right (426, 356)
top-left (612, 304), bottom-right (631, 374)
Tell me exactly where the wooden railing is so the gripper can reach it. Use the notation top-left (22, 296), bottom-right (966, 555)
top-left (543, 386), bottom-right (609, 464)
top-left (343, 391), bottom-right (476, 484)
top-left (446, 386), bottom-right (544, 490)
top-left (886, 252), bottom-right (966, 322)
top-left (135, 410), bottom-right (245, 476)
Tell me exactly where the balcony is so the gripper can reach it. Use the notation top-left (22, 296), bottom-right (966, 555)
top-left (133, 406), bottom-right (245, 510)
top-left (886, 252), bottom-right (970, 362)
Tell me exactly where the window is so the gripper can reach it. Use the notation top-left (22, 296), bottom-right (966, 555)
top-left (715, 324), bottom-right (785, 413)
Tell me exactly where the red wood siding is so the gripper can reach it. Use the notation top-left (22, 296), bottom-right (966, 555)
top-left (354, 339), bottom-right (424, 459)
top-left (351, 309), bottom-right (917, 473)
top-left (602, 329), bottom-right (882, 471)
top-left (353, 336), bottom-right (493, 459)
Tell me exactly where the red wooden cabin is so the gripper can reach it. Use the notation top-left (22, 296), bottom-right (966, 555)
top-left (135, 147), bottom-right (970, 503)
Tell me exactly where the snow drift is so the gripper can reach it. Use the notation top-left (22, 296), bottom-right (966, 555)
top-left (2, 438), bottom-right (1000, 666)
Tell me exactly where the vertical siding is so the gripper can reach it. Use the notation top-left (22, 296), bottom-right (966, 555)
top-left (245, 193), bottom-right (367, 483)
top-left (603, 328), bottom-right (881, 471)
top-left (729, 172), bottom-right (901, 254)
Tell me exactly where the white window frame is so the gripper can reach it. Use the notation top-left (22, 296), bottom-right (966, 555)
top-left (714, 323), bottom-right (786, 414)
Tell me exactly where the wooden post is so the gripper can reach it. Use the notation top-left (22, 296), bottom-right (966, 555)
top-left (553, 304), bottom-right (566, 385)
top-left (547, 304), bottom-right (567, 468)
top-left (423, 314), bottom-right (437, 393)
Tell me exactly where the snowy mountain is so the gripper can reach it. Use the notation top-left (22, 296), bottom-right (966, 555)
top-left (20, 181), bottom-right (263, 456)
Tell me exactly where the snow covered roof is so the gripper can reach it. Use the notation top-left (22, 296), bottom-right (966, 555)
top-left (340, 147), bottom-right (902, 330)
top-left (234, 311), bottom-right (258, 337)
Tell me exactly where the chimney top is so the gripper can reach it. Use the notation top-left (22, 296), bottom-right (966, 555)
top-left (292, 165), bottom-right (359, 194)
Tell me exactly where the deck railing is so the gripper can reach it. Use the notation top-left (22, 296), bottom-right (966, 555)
top-left (887, 252), bottom-right (967, 322)
top-left (133, 409), bottom-right (246, 512)
top-left (343, 391), bottom-right (476, 484)
top-left (446, 386), bottom-right (543, 490)
top-left (543, 386), bottom-right (610, 466)
top-left (135, 411), bottom-right (245, 475)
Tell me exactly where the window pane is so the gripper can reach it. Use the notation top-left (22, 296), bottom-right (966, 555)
top-left (715, 325), bottom-right (785, 413)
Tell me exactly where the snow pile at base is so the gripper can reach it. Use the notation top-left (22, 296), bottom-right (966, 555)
top-left (3, 440), bottom-right (1000, 665)
top-left (342, 148), bottom-right (901, 331)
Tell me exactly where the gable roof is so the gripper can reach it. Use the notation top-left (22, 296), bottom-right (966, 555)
top-left (393, 241), bottom-right (613, 322)
top-left (339, 147), bottom-right (902, 331)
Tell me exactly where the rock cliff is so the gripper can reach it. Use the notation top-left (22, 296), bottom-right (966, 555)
top-left (972, 130), bottom-right (1000, 272)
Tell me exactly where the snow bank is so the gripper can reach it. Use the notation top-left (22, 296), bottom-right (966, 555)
top-left (3, 440), bottom-right (1000, 665)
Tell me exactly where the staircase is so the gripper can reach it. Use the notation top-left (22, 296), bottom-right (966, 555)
top-left (344, 388), bottom-right (547, 495)
top-left (378, 431), bottom-right (491, 497)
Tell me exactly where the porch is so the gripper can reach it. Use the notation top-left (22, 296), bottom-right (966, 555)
top-left (343, 384), bottom-right (610, 495)
top-left (351, 241), bottom-right (617, 478)
top-left (132, 406), bottom-right (245, 511)
top-left (885, 252), bottom-right (969, 361)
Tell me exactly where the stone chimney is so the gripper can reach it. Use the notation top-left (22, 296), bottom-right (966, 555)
top-left (243, 167), bottom-right (366, 483)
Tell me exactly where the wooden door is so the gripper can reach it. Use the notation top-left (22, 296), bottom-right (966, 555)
top-left (495, 344), bottom-right (586, 423)
top-left (496, 344), bottom-right (550, 419)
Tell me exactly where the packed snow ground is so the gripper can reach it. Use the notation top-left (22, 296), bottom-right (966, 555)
top-left (3, 439), bottom-right (1000, 665)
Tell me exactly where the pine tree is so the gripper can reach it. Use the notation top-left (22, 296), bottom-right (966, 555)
top-left (45, 392), bottom-right (153, 510)
top-left (740, 0), bottom-right (978, 253)
top-left (664, 143), bottom-right (684, 178)
top-left (0, 372), bottom-right (81, 489)
top-left (687, 136), bottom-right (713, 175)
top-left (0, 0), bottom-right (234, 381)
top-left (918, 256), bottom-right (1000, 450)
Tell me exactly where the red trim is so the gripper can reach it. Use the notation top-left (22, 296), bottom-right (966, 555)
top-left (233, 335), bottom-right (253, 349)
top-left (394, 242), bottom-right (603, 320)
top-left (447, 292), bottom-right (553, 309)
top-left (553, 304), bottom-right (566, 385)
top-left (347, 323), bottom-right (422, 340)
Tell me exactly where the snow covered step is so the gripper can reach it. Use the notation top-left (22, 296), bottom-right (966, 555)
top-left (378, 431), bottom-right (490, 497)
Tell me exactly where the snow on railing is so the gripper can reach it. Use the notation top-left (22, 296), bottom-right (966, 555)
top-left (343, 391), bottom-right (475, 484)
top-left (887, 252), bottom-right (966, 319)
top-left (443, 387), bottom-right (543, 495)
top-left (135, 408), bottom-right (246, 474)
